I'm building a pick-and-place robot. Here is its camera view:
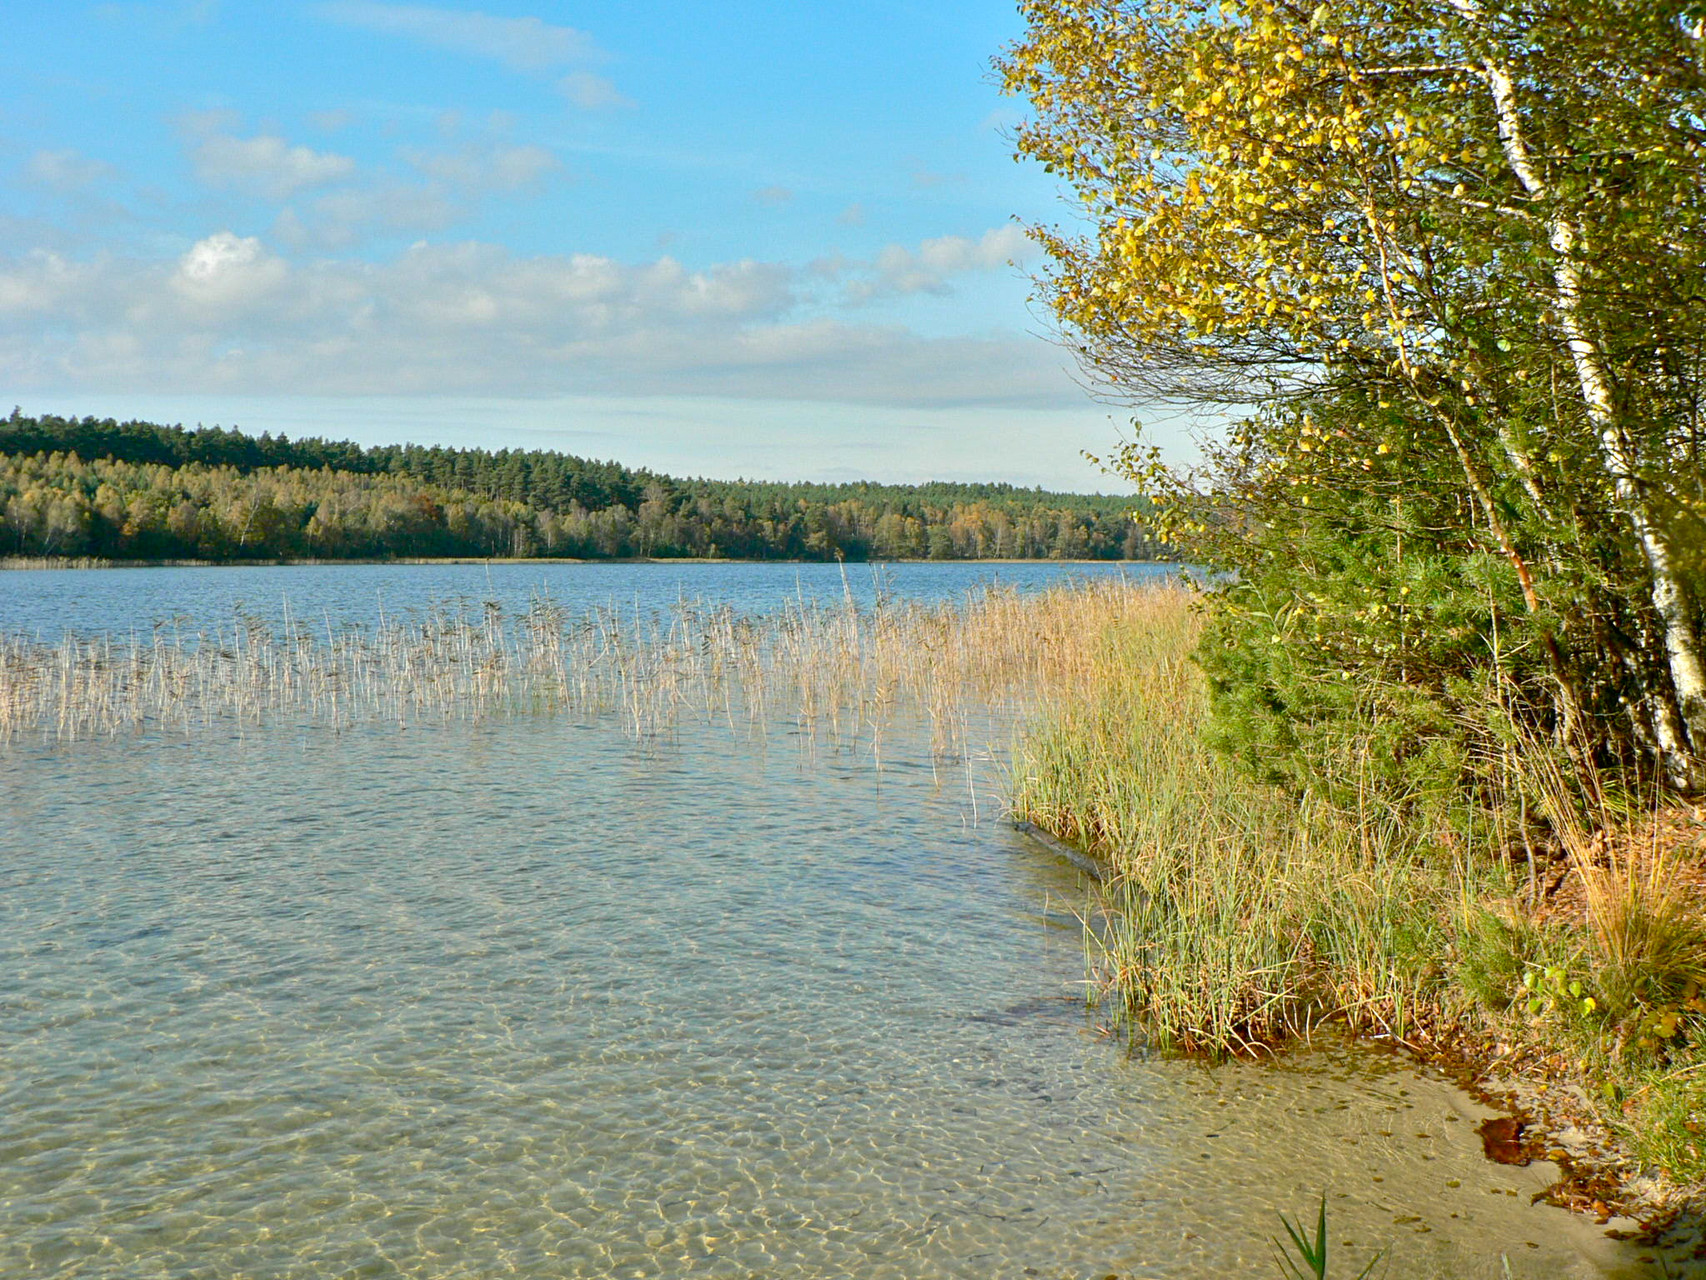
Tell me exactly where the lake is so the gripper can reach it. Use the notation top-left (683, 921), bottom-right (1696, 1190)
top-left (0, 559), bottom-right (1175, 639)
top-left (0, 562), bottom-right (1666, 1277)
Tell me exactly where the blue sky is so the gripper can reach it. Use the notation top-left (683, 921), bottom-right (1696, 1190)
top-left (0, 1), bottom-right (1189, 488)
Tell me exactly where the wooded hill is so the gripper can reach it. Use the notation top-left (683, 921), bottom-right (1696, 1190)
top-left (0, 412), bottom-right (1161, 562)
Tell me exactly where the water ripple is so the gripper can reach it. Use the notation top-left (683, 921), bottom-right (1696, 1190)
top-left (0, 715), bottom-right (1658, 1278)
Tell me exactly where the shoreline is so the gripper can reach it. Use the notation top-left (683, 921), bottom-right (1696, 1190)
top-left (1031, 814), bottom-right (1706, 1260)
top-left (1026, 805), bottom-right (1706, 1255)
top-left (1384, 1014), bottom-right (1705, 1258)
top-left (1008, 585), bottom-right (1706, 1267)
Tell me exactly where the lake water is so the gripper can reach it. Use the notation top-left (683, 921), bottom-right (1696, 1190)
top-left (0, 563), bottom-right (1674, 1278)
top-left (0, 560), bottom-right (1177, 639)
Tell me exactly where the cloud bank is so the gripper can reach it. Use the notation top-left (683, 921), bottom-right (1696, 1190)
top-left (0, 229), bottom-right (1067, 407)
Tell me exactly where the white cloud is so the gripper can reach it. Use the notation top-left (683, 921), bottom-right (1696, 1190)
top-left (751, 185), bottom-right (794, 207)
top-left (192, 132), bottom-right (357, 200)
top-left (24, 150), bottom-right (117, 192)
top-left (270, 140), bottom-right (562, 248)
top-left (320, 2), bottom-right (599, 72)
top-left (178, 231), bottom-right (262, 282)
top-left (404, 143), bottom-right (561, 193)
top-left (172, 232), bottom-right (289, 307)
top-left (916, 225), bottom-right (1032, 272)
top-left (320, 3), bottom-right (632, 108)
top-left (0, 250), bottom-right (90, 316)
top-left (557, 72), bottom-right (633, 110)
top-left (0, 232), bottom-right (1070, 408)
top-left (848, 225), bottom-right (1033, 300)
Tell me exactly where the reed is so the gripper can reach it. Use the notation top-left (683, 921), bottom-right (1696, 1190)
top-left (0, 578), bottom-right (1160, 752)
top-left (0, 556), bottom-right (114, 570)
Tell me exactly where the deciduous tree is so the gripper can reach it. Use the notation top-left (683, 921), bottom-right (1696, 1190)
top-left (1002, 0), bottom-right (1706, 789)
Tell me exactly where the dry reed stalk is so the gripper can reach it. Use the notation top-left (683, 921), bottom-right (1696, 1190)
top-left (0, 556), bottom-right (114, 571)
top-left (0, 579), bottom-right (1176, 752)
top-left (1502, 722), bottom-right (1706, 1012)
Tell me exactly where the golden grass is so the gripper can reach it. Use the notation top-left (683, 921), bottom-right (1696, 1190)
top-left (1010, 588), bottom-right (1457, 1053)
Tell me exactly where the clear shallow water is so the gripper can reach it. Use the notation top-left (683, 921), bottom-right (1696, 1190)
top-left (0, 566), bottom-right (1674, 1279)
top-left (0, 559), bottom-right (1177, 639)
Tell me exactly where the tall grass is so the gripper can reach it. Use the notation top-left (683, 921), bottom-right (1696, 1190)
top-left (1012, 592), bottom-right (1464, 1052)
top-left (1503, 741), bottom-right (1706, 1183)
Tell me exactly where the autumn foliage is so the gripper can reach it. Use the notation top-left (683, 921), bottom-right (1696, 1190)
top-left (1003, 0), bottom-right (1706, 797)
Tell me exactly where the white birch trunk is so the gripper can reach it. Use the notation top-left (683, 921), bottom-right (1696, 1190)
top-left (1471, 40), bottom-right (1706, 783)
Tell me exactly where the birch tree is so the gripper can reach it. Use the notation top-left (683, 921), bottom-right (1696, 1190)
top-left (1001, 0), bottom-right (1706, 789)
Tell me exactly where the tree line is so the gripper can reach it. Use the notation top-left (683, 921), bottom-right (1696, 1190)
top-left (0, 414), bottom-right (1162, 563)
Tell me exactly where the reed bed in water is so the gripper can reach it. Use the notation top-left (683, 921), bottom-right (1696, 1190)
top-left (0, 578), bottom-right (1173, 750)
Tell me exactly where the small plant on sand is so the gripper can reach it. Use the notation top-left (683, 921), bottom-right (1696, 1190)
top-left (1272, 1197), bottom-right (1385, 1280)
top-left (1518, 963), bottom-right (1599, 1022)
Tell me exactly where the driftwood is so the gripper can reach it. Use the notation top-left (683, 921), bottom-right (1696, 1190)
top-left (1012, 819), bottom-right (1109, 882)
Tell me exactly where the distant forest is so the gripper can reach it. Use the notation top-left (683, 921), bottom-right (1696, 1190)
top-left (0, 412), bottom-right (1164, 563)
